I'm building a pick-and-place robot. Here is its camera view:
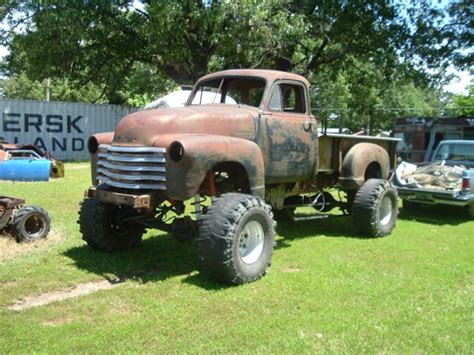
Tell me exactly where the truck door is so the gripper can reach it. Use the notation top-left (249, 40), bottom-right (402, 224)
top-left (263, 81), bottom-right (317, 183)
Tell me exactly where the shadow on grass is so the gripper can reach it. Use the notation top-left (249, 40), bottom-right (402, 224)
top-left (63, 217), bottom-right (360, 290)
top-left (398, 204), bottom-right (470, 226)
top-left (63, 233), bottom-right (226, 290)
top-left (274, 214), bottom-right (365, 250)
top-left (65, 206), bottom-right (458, 288)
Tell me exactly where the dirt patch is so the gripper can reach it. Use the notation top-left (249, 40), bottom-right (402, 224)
top-left (7, 267), bottom-right (160, 311)
top-left (283, 266), bottom-right (302, 273)
top-left (0, 229), bottom-right (63, 262)
top-left (8, 280), bottom-right (120, 311)
top-left (42, 316), bottom-right (75, 327)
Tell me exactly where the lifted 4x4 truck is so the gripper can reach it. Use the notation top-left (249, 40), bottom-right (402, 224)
top-left (79, 69), bottom-right (400, 284)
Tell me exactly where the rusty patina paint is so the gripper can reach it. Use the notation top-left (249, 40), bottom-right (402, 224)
top-left (339, 142), bottom-right (390, 189)
top-left (113, 105), bottom-right (258, 147)
top-left (156, 134), bottom-right (265, 200)
top-left (87, 69), bottom-right (398, 208)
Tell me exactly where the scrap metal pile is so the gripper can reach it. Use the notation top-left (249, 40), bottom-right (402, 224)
top-left (0, 196), bottom-right (51, 242)
top-left (395, 161), bottom-right (466, 191)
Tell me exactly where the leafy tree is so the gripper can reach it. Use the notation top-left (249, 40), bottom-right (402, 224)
top-left (312, 56), bottom-right (445, 133)
top-left (446, 81), bottom-right (474, 116)
top-left (0, 72), bottom-right (44, 100)
top-left (0, 72), bottom-right (110, 103)
top-left (0, 0), bottom-right (469, 131)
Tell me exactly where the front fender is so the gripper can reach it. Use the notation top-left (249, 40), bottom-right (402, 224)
top-left (88, 132), bottom-right (114, 185)
top-left (157, 135), bottom-right (265, 200)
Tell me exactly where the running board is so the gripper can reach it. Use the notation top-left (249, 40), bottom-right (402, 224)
top-left (290, 213), bottom-right (348, 222)
top-left (291, 214), bottom-right (329, 222)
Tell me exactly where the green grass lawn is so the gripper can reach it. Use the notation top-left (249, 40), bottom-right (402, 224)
top-left (0, 162), bottom-right (472, 352)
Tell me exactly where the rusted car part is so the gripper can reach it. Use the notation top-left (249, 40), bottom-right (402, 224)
top-left (79, 69), bottom-right (400, 285)
top-left (0, 196), bottom-right (51, 242)
top-left (0, 142), bottom-right (64, 180)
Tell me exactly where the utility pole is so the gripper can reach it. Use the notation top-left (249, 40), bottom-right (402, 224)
top-left (45, 77), bottom-right (51, 101)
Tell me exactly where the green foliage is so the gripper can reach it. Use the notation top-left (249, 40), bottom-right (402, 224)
top-left (0, 72), bottom-right (44, 100)
top-left (0, 0), bottom-right (470, 126)
top-left (377, 83), bottom-right (444, 128)
top-left (0, 73), bottom-right (108, 103)
top-left (313, 58), bottom-right (444, 133)
top-left (447, 82), bottom-right (474, 116)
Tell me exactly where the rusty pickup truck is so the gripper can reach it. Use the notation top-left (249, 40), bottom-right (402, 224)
top-left (79, 69), bottom-right (400, 284)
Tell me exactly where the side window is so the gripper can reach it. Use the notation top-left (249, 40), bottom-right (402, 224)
top-left (269, 83), bottom-right (306, 113)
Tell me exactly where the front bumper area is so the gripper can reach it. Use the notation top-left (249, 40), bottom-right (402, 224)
top-left (85, 187), bottom-right (155, 209)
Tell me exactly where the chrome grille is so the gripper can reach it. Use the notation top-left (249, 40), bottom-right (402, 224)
top-left (97, 144), bottom-right (166, 190)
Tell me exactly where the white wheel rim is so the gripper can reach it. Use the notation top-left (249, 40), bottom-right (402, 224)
top-left (379, 195), bottom-right (393, 226)
top-left (239, 220), bottom-right (264, 265)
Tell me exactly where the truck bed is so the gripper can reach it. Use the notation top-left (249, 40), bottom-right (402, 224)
top-left (394, 158), bottom-right (474, 207)
top-left (318, 133), bottom-right (400, 172)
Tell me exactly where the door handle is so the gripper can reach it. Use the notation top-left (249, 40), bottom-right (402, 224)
top-left (303, 119), bottom-right (315, 132)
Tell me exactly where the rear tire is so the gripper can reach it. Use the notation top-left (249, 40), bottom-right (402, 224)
top-left (198, 193), bottom-right (276, 284)
top-left (78, 198), bottom-right (145, 251)
top-left (352, 179), bottom-right (398, 237)
top-left (12, 206), bottom-right (51, 242)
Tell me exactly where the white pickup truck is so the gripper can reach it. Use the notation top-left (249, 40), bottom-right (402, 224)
top-left (395, 140), bottom-right (474, 217)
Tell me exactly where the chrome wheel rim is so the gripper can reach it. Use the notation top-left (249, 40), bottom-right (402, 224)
top-left (239, 220), bottom-right (264, 265)
top-left (379, 195), bottom-right (393, 226)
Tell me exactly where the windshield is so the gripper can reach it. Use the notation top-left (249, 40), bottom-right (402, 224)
top-left (434, 143), bottom-right (474, 162)
top-left (188, 77), bottom-right (266, 108)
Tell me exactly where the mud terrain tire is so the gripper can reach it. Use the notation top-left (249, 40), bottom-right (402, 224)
top-left (78, 198), bottom-right (145, 251)
top-left (198, 193), bottom-right (276, 284)
top-left (352, 179), bottom-right (398, 237)
top-left (12, 206), bottom-right (51, 242)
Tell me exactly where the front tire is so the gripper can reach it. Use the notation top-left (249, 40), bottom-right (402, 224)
top-left (198, 193), bottom-right (276, 284)
top-left (12, 206), bottom-right (51, 242)
top-left (78, 198), bottom-right (145, 251)
top-left (352, 179), bottom-right (398, 237)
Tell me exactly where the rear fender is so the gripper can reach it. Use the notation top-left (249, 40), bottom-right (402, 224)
top-left (339, 143), bottom-right (390, 189)
top-left (159, 135), bottom-right (265, 200)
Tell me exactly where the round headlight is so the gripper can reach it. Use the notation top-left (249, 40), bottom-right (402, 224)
top-left (169, 141), bottom-right (184, 162)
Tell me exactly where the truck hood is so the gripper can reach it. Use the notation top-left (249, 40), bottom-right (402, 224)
top-left (112, 104), bottom-right (259, 146)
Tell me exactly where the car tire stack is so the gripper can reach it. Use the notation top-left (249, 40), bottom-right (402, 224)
top-left (11, 206), bottom-right (51, 243)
